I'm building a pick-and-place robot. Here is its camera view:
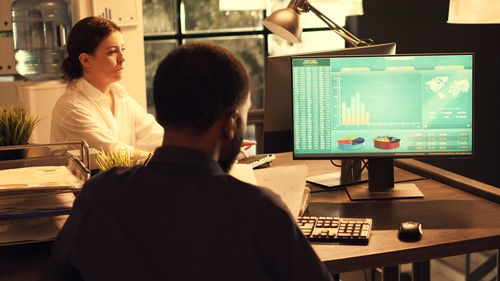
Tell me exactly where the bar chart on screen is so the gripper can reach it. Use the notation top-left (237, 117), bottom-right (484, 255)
top-left (332, 72), bottom-right (422, 129)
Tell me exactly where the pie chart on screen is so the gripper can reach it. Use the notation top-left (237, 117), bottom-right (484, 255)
top-left (337, 136), bottom-right (365, 150)
top-left (373, 136), bottom-right (401, 150)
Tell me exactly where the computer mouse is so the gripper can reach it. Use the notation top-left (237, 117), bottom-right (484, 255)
top-left (398, 221), bottom-right (423, 241)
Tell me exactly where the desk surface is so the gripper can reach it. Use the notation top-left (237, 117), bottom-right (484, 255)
top-left (271, 152), bottom-right (500, 273)
top-left (1, 153), bottom-right (499, 279)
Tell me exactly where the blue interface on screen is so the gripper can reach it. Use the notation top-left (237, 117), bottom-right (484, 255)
top-left (291, 54), bottom-right (473, 158)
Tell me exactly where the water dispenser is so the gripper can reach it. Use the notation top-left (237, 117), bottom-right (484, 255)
top-left (11, 0), bottom-right (70, 80)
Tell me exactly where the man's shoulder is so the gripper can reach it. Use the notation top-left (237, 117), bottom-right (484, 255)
top-left (78, 166), bottom-right (136, 198)
top-left (86, 165), bottom-right (132, 182)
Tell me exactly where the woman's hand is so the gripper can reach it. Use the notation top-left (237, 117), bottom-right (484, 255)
top-left (240, 140), bottom-right (257, 158)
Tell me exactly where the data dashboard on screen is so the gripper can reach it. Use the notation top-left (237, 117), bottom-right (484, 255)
top-left (291, 53), bottom-right (474, 159)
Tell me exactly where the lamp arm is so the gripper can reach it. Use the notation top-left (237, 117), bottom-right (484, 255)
top-left (305, 2), bottom-right (370, 47)
top-left (287, 0), bottom-right (307, 9)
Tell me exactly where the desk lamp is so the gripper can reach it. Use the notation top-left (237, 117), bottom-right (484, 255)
top-left (264, 0), bottom-right (372, 186)
top-left (263, 0), bottom-right (372, 47)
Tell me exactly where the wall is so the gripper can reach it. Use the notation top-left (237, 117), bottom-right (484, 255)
top-left (351, 0), bottom-right (500, 187)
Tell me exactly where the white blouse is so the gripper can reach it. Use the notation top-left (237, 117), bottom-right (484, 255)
top-left (51, 78), bottom-right (164, 155)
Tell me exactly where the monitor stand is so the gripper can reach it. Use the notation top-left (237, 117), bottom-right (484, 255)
top-left (307, 159), bottom-right (366, 187)
top-left (346, 158), bottom-right (424, 200)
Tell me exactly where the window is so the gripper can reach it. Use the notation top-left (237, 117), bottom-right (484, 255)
top-left (143, 0), bottom-right (346, 153)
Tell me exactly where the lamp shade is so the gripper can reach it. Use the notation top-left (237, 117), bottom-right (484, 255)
top-left (448, 0), bottom-right (500, 23)
top-left (263, 8), bottom-right (302, 43)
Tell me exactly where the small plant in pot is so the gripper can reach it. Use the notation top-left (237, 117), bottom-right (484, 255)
top-left (95, 148), bottom-right (150, 173)
top-left (0, 105), bottom-right (40, 160)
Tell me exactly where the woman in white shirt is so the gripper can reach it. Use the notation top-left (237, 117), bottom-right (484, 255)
top-left (52, 17), bottom-right (255, 158)
top-left (51, 17), bottom-right (163, 158)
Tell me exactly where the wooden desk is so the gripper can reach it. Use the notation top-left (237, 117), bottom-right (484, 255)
top-left (271, 152), bottom-right (500, 280)
top-left (0, 152), bottom-right (498, 280)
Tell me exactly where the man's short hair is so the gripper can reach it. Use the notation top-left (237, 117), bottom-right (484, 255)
top-left (153, 42), bottom-right (250, 132)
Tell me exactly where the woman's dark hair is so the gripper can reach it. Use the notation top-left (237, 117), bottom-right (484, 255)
top-left (61, 17), bottom-right (120, 80)
top-left (153, 42), bottom-right (250, 133)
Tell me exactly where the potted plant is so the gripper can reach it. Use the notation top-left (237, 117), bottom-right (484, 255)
top-left (0, 105), bottom-right (40, 160)
top-left (95, 148), bottom-right (150, 172)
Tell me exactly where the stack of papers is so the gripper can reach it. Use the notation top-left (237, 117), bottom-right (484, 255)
top-left (230, 164), bottom-right (309, 219)
top-left (0, 165), bottom-right (82, 191)
top-left (0, 165), bottom-right (79, 245)
top-left (0, 192), bottom-right (75, 219)
top-left (0, 192), bottom-right (75, 245)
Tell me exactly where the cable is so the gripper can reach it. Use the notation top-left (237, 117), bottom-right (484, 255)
top-left (394, 177), bottom-right (427, 184)
top-left (330, 160), bottom-right (341, 167)
top-left (326, 159), bottom-right (363, 187)
top-left (347, 159), bottom-right (365, 186)
top-left (312, 159), bottom-right (369, 192)
top-left (348, 159), bottom-right (357, 185)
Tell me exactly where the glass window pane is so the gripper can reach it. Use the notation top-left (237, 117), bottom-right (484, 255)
top-left (143, 0), bottom-right (176, 35)
top-left (182, 0), bottom-right (263, 33)
top-left (268, 30), bottom-right (346, 56)
top-left (184, 36), bottom-right (264, 110)
top-left (144, 40), bottom-right (178, 113)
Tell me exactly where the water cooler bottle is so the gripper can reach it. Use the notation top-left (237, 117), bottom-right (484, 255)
top-left (10, 0), bottom-right (71, 80)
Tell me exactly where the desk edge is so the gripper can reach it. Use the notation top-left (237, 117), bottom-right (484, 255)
top-left (394, 159), bottom-right (500, 203)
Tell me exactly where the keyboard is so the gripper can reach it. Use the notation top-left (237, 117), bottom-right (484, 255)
top-left (297, 216), bottom-right (372, 244)
top-left (236, 154), bottom-right (275, 169)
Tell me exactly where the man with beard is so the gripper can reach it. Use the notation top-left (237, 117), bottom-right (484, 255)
top-left (52, 43), bottom-right (333, 281)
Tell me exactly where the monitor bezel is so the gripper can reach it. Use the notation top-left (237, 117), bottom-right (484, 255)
top-left (263, 43), bottom-right (397, 154)
top-left (291, 52), bottom-right (475, 161)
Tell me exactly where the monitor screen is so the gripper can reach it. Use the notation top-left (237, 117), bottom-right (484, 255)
top-left (263, 43), bottom-right (397, 153)
top-left (291, 53), bottom-right (474, 160)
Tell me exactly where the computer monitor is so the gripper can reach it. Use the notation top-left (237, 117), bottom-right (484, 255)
top-left (264, 43), bottom-right (397, 153)
top-left (291, 53), bottom-right (474, 200)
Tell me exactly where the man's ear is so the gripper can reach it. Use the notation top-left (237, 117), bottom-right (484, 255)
top-left (223, 110), bottom-right (238, 140)
top-left (79, 53), bottom-right (91, 68)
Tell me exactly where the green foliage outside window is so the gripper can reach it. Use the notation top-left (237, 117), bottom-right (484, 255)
top-left (143, 0), bottom-right (176, 34)
top-left (183, 0), bottom-right (262, 32)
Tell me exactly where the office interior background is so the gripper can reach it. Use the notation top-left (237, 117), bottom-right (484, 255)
top-left (0, 0), bottom-right (498, 280)
top-left (142, 0), bottom-right (499, 188)
top-left (0, 1), bottom-right (497, 187)
top-left (1, 0), bottom-right (497, 188)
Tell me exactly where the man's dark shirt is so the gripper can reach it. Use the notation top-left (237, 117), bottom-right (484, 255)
top-left (52, 146), bottom-right (333, 281)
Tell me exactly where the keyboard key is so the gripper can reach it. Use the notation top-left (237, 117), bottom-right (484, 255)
top-left (297, 216), bottom-right (372, 244)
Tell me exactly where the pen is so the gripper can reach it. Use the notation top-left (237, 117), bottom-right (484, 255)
top-left (143, 153), bottom-right (153, 166)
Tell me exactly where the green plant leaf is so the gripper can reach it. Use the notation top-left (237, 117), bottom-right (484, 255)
top-left (0, 106), bottom-right (40, 146)
top-left (95, 148), bottom-right (144, 172)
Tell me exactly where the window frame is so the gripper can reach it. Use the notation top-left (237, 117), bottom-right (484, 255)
top-left (143, 0), bottom-right (332, 153)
